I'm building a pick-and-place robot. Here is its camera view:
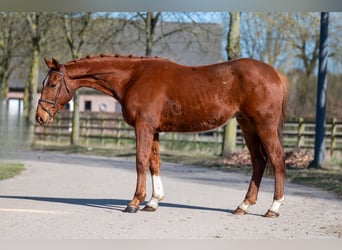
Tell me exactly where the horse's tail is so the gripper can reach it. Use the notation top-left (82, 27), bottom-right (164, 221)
top-left (278, 72), bottom-right (289, 145)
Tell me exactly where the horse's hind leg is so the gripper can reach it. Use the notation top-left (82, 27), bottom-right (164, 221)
top-left (143, 133), bottom-right (165, 212)
top-left (257, 127), bottom-right (286, 218)
top-left (234, 120), bottom-right (268, 215)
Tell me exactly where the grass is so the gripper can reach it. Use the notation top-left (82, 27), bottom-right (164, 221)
top-left (286, 156), bottom-right (342, 197)
top-left (0, 162), bottom-right (25, 180)
top-left (32, 142), bottom-right (342, 198)
top-left (287, 168), bottom-right (342, 196)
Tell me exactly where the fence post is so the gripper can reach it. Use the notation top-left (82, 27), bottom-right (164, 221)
top-left (330, 118), bottom-right (337, 156)
top-left (194, 133), bottom-right (199, 151)
top-left (85, 114), bottom-right (90, 145)
top-left (115, 118), bottom-right (118, 144)
top-left (100, 116), bottom-right (105, 146)
top-left (43, 122), bottom-right (47, 138)
top-left (57, 117), bottom-right (61, 144)
top-left (297, 117), bottom-right (305, 148)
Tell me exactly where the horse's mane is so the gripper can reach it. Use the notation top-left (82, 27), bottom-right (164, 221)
top-left (69, 54), bottom-right (170, 64)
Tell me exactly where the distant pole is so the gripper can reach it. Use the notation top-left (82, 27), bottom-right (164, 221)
top-left (312, 12), bottom-right (329, 168)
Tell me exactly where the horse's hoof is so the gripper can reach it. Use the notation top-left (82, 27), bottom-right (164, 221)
top-left (233, 207), bottom-right (247, 215)
top-left (142, 205), bottom-right (157, 212)
top-left (123, 206), bottom-right (139, 213)
top-left (264, 209), bottom-right (280, 218)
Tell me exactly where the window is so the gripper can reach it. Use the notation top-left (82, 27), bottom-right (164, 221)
top-left (115, 103), bottom-right (122, 113)
top-left (85, 101), bottom-right (92, 111)
top-left (63, 103), bottom-right (70, 111)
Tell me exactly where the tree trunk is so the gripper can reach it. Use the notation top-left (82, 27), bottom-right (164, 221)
top-left (226, 12), bottom-right (241, 60)
top-left (222, 12), bottom-right (241, 157)
top-left (143, 12), bottom-right (160, 56)
top-left (145, 12), bottom-right (153, 56)
top-left (23, 12), bottom-right (41, 138)
top-left (62, 12), bottom-right (92, 146)
top-left (23, 46), bottom-right (39, 126)
top-left (71, 91), bottom-right (80, 145)
top-left (0, 72), bottom-right (9, 102)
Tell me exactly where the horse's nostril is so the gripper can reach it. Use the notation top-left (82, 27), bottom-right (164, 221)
top-left (38, 116), bottom-right (44, 125)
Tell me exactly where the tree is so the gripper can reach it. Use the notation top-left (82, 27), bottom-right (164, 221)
top-left (23, 12), bottom-right (49, 126)
top-left (222, 12), bottom-right (241, 157)
top-left (283, 13), bottom-right (321, 112)
top-left (240, 13), bottom-right (290, 71)
top-left (139, 12), bottom-right (160, 56)
top-left (88, 13), bottom-right (129, 54)
top-left (61, 12), bottom-right (92, 145)
top-left (0, 13), bottom-right (22, 105)
top-left (130, 12), bottom-right (192, 56)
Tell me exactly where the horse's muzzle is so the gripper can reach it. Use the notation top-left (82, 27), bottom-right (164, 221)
top-left (36, 106), bottom-right (53, 126)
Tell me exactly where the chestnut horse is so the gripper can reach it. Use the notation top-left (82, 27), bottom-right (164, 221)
top-left (36, 54), bottom-right (289, 218)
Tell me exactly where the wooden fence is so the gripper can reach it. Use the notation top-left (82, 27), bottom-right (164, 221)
top-left (34, 112), bottom-right (342, 155)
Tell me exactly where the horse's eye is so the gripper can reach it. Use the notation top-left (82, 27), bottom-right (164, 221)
top-left (49, 83), bottom-right (57, 89)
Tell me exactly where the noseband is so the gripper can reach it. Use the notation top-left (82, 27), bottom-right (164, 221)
top-left (38, 65), bottom-right (70, 118)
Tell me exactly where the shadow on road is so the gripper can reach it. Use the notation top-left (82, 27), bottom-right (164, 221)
top-left (0, 195), bottom-right (234, 214)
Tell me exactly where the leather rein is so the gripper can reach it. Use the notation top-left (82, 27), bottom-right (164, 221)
top-left (38, 65), bottom-right (71, 118)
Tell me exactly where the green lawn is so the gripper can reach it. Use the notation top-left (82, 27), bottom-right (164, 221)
top-left (0, 162), bottom-right (25, 180)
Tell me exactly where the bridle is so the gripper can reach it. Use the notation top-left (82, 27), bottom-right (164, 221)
top-left (38, 65), bottom-right (71, 118)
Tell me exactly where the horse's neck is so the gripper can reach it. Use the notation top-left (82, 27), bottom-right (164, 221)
top-left (66, 59), bottom-right (138, 102)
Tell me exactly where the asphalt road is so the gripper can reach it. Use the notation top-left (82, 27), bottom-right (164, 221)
top-left (0, 150), bottom-right (341, 239)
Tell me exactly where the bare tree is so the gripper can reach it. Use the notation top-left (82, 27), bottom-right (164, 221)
top-left (89, 13), bottom-right (129, 54)
top-left (61, 12), bottom-right (92, 145)
top-left (284, 13), bottom-right (321, 77)
top-left (23, 12), bottom-right (50, 126)
top-left (240, 12), bottom-right (290, 71)
top-left (0, 13), bottom-right (22, 104)
top-left (328, 12), bottom-right (342, 73)
top-left (129, 12), bottom-right (192, 56)
top-left (282, 13), bottom-right (321, 114)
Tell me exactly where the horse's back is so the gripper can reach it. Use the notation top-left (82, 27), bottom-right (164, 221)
top-left (124, 57), bottom-right (288, 133)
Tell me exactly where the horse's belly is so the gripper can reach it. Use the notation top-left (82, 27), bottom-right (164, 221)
top-left (159, 91), bottom-right (238, 133)
top-left (160, 109), bottom-right (231, 133)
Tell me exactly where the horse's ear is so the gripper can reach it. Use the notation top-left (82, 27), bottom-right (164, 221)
top-left (52, 58), bottom-right (60, 69)
top-left (44, 58), bottom-right (54, 69)
top-left (44, 58), bottom-right (60, 70)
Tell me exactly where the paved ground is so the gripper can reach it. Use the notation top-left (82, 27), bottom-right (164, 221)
top-left (0, 150), bottom-right (341, 239)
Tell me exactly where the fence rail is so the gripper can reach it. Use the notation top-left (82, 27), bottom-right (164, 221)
top-left (34, 112), bottom-right (342, 155)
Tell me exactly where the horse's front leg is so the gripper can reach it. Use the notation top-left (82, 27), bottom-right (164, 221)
top-left (143, 133), bottom-right (165, 212)
top-left (124, 122), bottom-right (154, 213)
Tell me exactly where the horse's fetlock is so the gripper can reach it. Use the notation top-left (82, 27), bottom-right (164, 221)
top-left (245, 198), bottom-right (257, 205)
top-left (137, 194), bottom-right (146, 203)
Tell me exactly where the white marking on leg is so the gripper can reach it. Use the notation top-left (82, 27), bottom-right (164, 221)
top-left (238, 201), bottom-right (251, 212)
top-left (269, 196), bottom-right (285, 214)
top-left (146, 175), bottom-right (164, 209)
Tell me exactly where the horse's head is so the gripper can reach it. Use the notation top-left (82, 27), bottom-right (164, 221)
top-left (36, 58), bottom-right (73, 125)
